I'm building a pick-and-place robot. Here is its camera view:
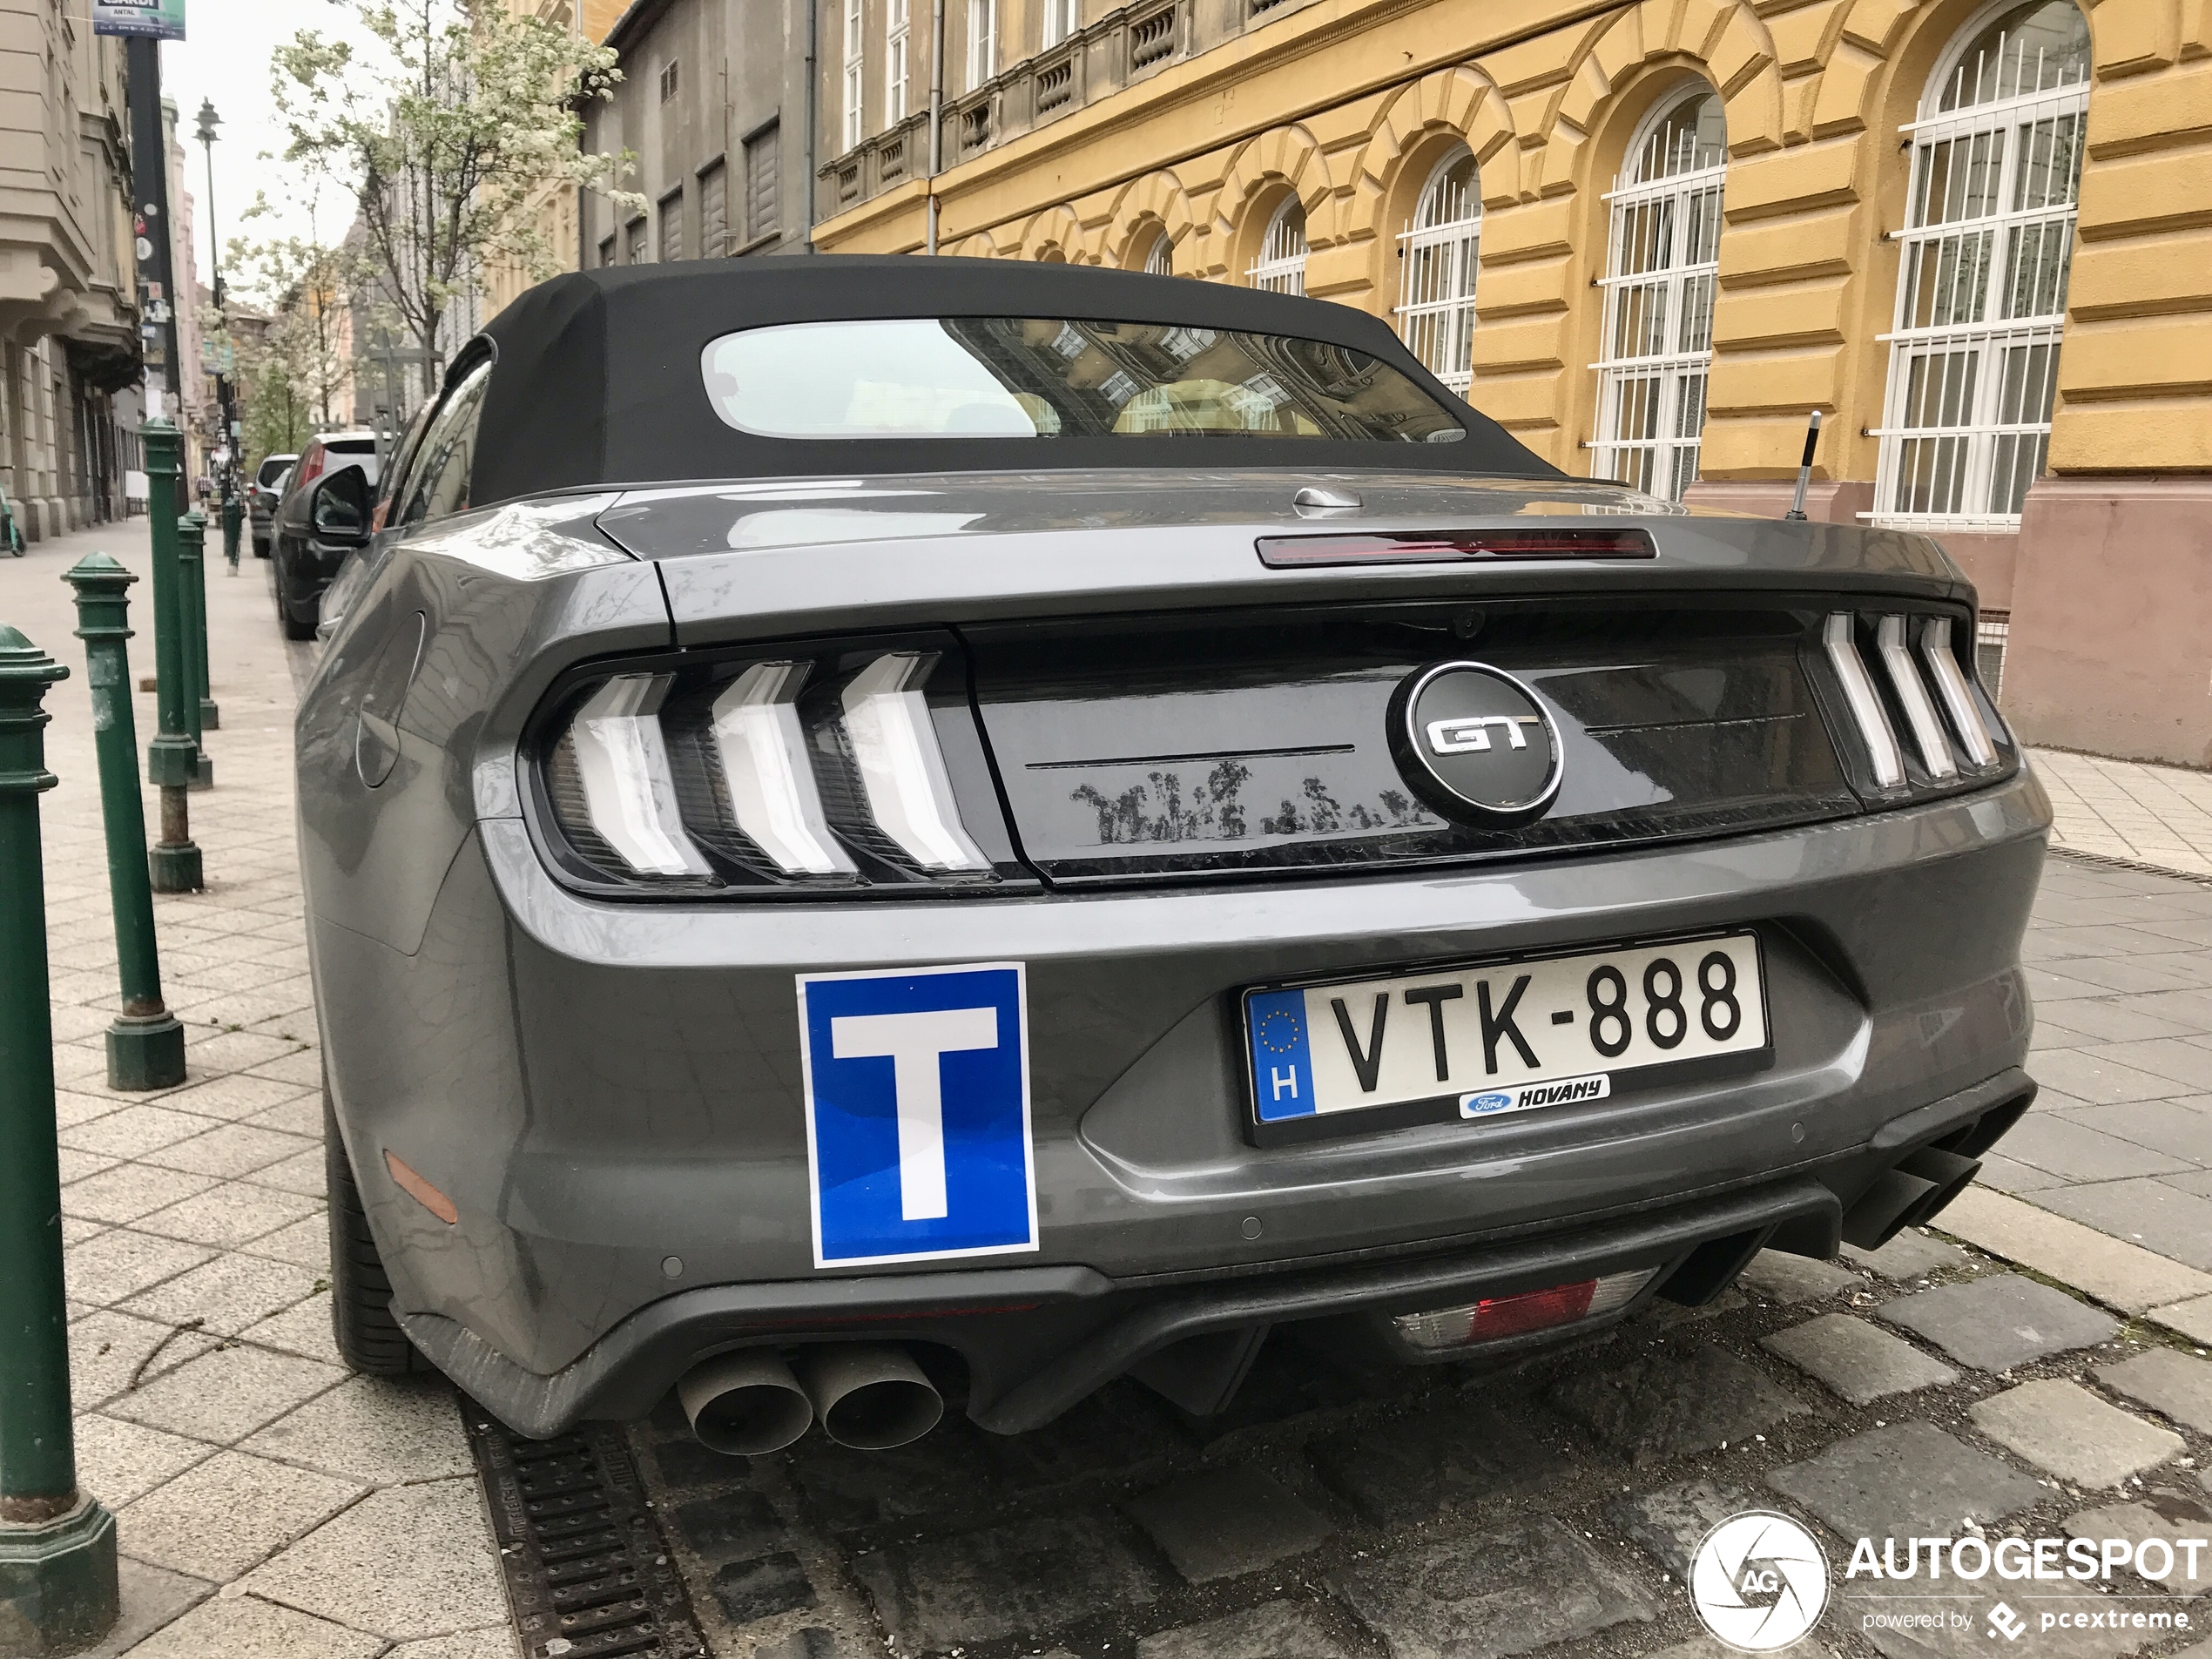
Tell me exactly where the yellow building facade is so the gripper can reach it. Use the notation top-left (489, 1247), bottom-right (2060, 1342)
top-left (808, 0), bottom-right (2212, 765)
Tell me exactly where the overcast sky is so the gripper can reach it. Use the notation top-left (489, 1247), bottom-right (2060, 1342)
top-left (158, 5), bottom-right (376, 300)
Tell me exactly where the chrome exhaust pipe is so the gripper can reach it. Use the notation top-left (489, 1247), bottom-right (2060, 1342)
top-left (678, 1350), bottom-right (815, 1456)
top-left (798, 1344), bottom-right (944, 1450)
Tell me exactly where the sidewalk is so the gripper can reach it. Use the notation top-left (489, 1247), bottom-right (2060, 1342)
top-left (2033, 746), bottom-right (2212, 880)
top-left (0, 516), bottom-right (509, 1658)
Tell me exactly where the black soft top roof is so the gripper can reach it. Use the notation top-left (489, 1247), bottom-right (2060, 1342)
top-left (469, 256), bottom-right (1558, 505)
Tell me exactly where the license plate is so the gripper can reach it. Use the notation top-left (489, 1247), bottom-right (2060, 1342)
top-left (1243, 933), bottom-right (1769, 1143)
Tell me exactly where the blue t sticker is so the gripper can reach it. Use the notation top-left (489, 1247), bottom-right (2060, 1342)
top-left (1247, 988), bottom-right (1316, 1121)
top-left (797, 961), bottom-right (1037, 1267)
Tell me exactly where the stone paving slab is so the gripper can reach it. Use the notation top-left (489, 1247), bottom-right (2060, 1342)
top-left (1970, 1379), bottom-right (2185, 1488)
top-left (1766, 1420), bottom-right (2046, 1541)
top-left (1120, 1465), bottom-right (1334, 1583)
top-left (1936, 1187), bottom-right (2212, 1317)
top-left (1763, 1313), bottom-right (1959, 1406)
top-left (1332, 1518), bottom-right (1657, 1659)
top-left (2065, 1493), bottom-right (2212, 1595)
top-left (1550, 1341), bottom-right (1812, 1463)
top-left (850, 1507), bottom-right (1170, 1649)
top-left (1606, 1478), bottom-right (1764, 1580)
top-left (1135, 1599), bottom-right (1357, 1659)
top-left (2099, 1348), bottom-right (2212, 1436)
top-left (1878, 1272), bottom-right (2121, 1371)
top-left (1737, 1250), bottom-right (1865, 1305)
top-left (1305, 1396), bottom-right (1571, 1527)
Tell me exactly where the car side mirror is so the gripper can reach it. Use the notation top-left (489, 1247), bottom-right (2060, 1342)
top-left (311, 466), bottom-right (372, 544)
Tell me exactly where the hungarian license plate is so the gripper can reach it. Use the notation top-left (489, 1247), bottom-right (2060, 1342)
top-left (1242, 933), bottom-right (1769, 1143)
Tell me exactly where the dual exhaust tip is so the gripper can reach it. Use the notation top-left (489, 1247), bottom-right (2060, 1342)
top-left (678, 1344), bottom-right (943, 1456)
top-left (1840, 1143), bottom-right (1981, 1251)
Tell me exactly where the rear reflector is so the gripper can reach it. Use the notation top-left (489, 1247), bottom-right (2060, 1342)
top-left (1822, 613), bottom-right (1905, 789)
top-left (1392, 1267), bottom-right (1656, 1351)
top-left (1257, 529), bottom-right (1657, 568)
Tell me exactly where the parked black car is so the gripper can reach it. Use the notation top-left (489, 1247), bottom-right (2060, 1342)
top-left (270, 432), bottom-right (380, 637)
top-left (248, 452), bottom-right (299, 556)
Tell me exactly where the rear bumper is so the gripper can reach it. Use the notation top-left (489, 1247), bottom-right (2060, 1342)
top-left (314, 765), bottom-right (2049, 1427)
top-left (400, 1066), bottom-right (2028, 1437)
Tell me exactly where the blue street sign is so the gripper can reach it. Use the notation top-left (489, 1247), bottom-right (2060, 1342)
top-left (1247, 988), bottom-right (1316, 1121)
top-left (797, 961), bottom-right (1036, 1267)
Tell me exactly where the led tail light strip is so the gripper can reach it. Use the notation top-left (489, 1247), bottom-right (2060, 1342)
top-left (1823, 614), bottom-right (1905, 790)
top-left (568, 677), bottom-right (711, 877)
top-left (710, 663), bottom-right (854, 876)
top-left (1919, 617), bottom-right (1999, 770)
top-left (840, 653), bottom-right (991, 873)
top-left (1877, 614), bottom-right (1959, 780)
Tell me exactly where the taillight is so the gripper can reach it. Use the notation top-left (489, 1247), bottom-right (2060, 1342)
top-left (1818, 609), bottom-right (2013, 799)
top-left (1392, 1268), bottom-right (1656, 1351)
top-left (537, 644), bottom-right (1007, 894)
top-left (1256, 529), bottom-right (1657, 568)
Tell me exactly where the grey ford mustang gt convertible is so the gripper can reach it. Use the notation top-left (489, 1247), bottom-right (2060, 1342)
top-left (297, 258), bottom-right (2047, 1456)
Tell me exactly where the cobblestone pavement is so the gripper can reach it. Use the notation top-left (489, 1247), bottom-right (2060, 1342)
top-left (2031, 751), bottom-right (2212, 881)
top-left (7, 515), bottom-right (2212, 1659)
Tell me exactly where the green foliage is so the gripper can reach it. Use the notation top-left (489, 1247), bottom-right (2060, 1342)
top-left (273, 0), bottom-right (640, 394)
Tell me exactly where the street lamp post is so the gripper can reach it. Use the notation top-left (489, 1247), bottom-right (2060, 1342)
top-left (193, 100), bottom-right (240, 543)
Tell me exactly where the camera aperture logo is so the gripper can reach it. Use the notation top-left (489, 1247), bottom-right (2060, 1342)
top-left (1691, 1511), bottom-right (1831, 1652)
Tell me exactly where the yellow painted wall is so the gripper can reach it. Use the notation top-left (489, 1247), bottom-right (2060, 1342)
top-left (811, 0), bottom-right (2210, 484)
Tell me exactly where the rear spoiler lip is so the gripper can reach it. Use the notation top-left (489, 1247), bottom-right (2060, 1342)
top-left (608, 519), bottom-right (1968, 651)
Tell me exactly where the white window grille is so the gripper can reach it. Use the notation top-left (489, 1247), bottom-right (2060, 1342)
top-left (1246, 198), bottom-right (1307, 294)
top-left (1143, 230), bottom-right (1172, 276)
top-left (967, 0), bottom-right (995, 89)
top-left (1394, 146), bottom-right (1480, 395)
top-left (1589, 89), bottom-right (1726, 502)
top-left (1042, 0), bottom-right (1079, 47)
top-left (842, 0), bottom-right (865, 151)
top-left (1871, 0), bottom-right (2089, 529)
top-left (887, 0), bottom-right (909, 123)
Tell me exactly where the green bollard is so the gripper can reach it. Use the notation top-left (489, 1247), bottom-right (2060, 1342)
top-left (0, 626), bottom-right (122, 1654)
top-left (221, 492), bottom-right (242, 575)
top-left (177, 514), bottom-right (216, 765)
top-left (63, 554), bottom-right (187, 1091)
top-left (141, 421), bottom-right (201, 893)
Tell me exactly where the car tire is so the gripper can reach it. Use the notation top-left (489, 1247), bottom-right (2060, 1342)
top-left (326, 1086), bottom-right (432, 1375)
top-left (282, 607), bottom-right (318, 642)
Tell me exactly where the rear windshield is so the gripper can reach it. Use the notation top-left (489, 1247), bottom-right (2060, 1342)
top-left (257, 456), bottom-right (295, 486)
top-left (700, 317), bottom-right (1466, 444)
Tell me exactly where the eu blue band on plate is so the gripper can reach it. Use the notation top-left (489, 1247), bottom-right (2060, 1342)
top-left (798, 962), bottom-right (1038, 1267)
top-left (1247, 988), bottom-right (1316, 1121)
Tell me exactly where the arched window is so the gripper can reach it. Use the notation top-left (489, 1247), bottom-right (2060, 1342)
top-left (1395, 147), bottom-right (1481, 395)
top-left (1247, 197), bottom-right (1307, 294)
top-left (1590, 88), bottom-right (1726, 502)
top-left (1143, 229), bottom-right (1172, 276)
top-left (1873, 0), bottom-right (2090, 526)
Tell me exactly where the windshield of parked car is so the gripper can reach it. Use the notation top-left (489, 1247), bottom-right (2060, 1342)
top-left (700, 317), bottom-right (1467, 443)
top-left (258, 455), bottom-right (297, 489)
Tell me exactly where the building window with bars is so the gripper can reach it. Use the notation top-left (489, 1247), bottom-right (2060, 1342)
top-left (658, 60), bottom-right (679, 102)
top-left (967, 0), bottom-right (995, 89)
top-left (1394, 146), bottom-right (1480, 395)
top-left (1872, 0), bottom-right (2088, 529)
top-left (1042, 0), bottom-right (1079, 48)
top-left (1589, 89), bottom-right (1725, 502)
top-left (1246, 197), bottom-right (1307, 294)
top-left (843, 0), bottom-right (865, 151)
top-left (887, 0), bottom-right (910, 123)
top-left (744, 124), bottom-right (780, 244)
top-left (699, 161), bottom-right (728, 257)
top-left (1143, 229), bottom-right (1171, 275)
top-left (658, 188), bottom-right (685, 262)
top-left (625, 216), bottom-right (648, 264)
top-left (597, 233), bottom-right (617, 268)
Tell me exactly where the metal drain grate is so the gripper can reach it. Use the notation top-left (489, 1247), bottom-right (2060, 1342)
top-left (465, 1413), bottom-right (710, 1659)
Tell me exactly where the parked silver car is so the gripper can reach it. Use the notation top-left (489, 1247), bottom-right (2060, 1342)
top-left (296, 260), bottom-right (2047, 1458)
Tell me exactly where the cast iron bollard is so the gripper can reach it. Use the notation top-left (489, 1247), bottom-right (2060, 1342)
top-left (221, 490), bottom-right (242, 575)
top-left (0, 626), bottom-right (121, 1655)
top-left (63, 554), bottom-right (187, 1090)
top-left (140, 421), bottom-right (201, 892)
top-left (178, 512), bottom-right (217, 756)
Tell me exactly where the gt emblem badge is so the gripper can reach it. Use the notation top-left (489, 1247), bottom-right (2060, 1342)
top-left (1387, 661), bottom-right (1562, 826)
